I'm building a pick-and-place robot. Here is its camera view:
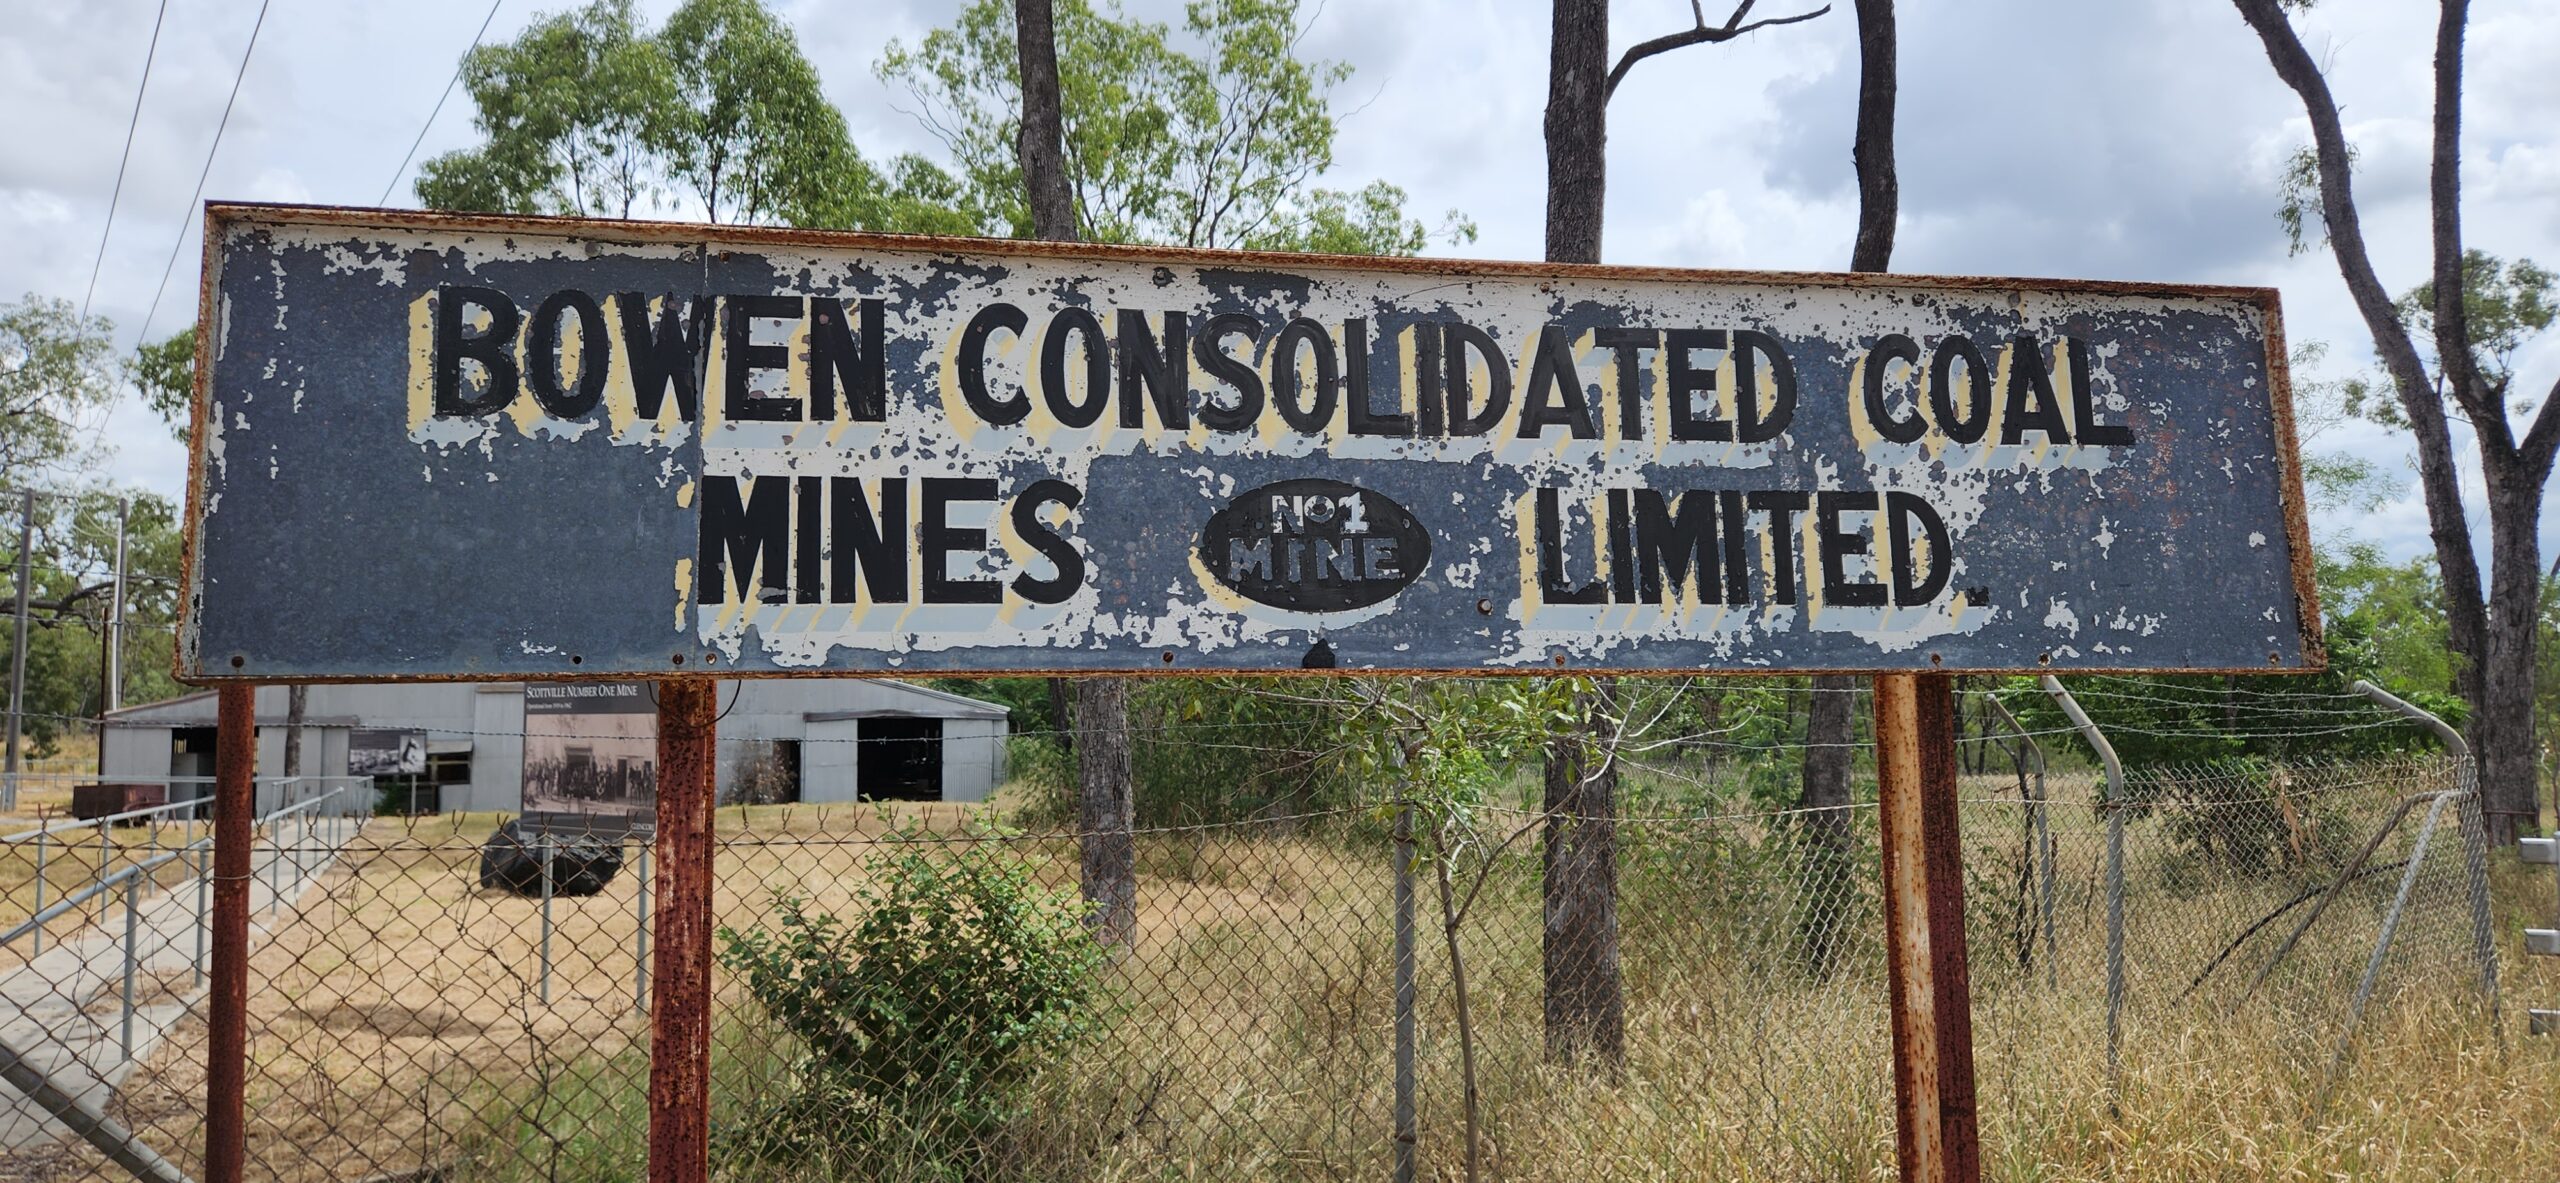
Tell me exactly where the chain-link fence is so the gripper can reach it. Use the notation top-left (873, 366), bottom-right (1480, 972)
top-left (0, 733), bottom-right (2542, 1181)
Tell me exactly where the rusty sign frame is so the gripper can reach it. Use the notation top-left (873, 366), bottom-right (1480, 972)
top-left (177, 201), bottom-right (2322, 684)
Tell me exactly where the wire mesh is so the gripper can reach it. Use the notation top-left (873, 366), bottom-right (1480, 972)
top-left (0, 745), bottom-right (2527, 1181)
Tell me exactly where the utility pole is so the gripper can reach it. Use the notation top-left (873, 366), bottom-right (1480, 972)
top-left (6, 490), bottom-right (33, 813)
top-left (95, 498), bottom-right (128, 775)
top-left (108, 497), bottom-right (127, 715)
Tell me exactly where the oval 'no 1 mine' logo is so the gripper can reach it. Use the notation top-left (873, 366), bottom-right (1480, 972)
top-left (1199, 479), bottom-right (1431, 612)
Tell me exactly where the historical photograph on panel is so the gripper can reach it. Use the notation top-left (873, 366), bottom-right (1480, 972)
top-left (348, 729), bottom-right (427, 777)
top-left (521, 683), bottom-right (656, 836)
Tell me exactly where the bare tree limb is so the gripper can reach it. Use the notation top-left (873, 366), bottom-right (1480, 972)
top-left (1604, 1), bottom-right (1832, 102)
top-left (2231, 0), bottom-right (2488, 700)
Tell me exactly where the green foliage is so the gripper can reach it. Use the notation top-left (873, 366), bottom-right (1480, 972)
top-left (129, 329), bottom-right (194, 441)
top-left (654, 0), bottom-right (853, 225)
top-left (715, 835), bottom-right (1111, 1166)
top-left (1, 491), bottom-right (185, 755)
top-left (418, 0), bottom-right (675, 218)
top-left (882, 0), bottom-right (1467, 252)
top-left (418, 0), bottom-right (878, 227)
top-left (0, 294), bottom-right (118, 480)
top-left (2396, 248), bottom-right (2557, 394)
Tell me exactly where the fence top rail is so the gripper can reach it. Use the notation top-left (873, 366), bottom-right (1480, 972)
top-left (0, 780), bottom-right (360, 844)
top-left (0, 845), bottom-right (205, 949)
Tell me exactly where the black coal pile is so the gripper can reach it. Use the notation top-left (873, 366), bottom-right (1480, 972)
top-left (477, 820), bottom-right (624, 897)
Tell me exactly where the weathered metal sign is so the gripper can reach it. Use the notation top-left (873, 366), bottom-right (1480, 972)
top-left (178, 204), bottom-right (2319, 680)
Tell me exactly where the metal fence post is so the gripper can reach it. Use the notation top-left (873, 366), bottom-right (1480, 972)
top-left (120, 869), bottom-right (140, 1061)
top-left (649, 678), bottom-right (717, 1183)
top-left (1874, 673), bottom-right (1980, 1183)
top-left (207, 683), bottom-right (255, 1183)
top-left (194, 839), bottom-right (208, 990)
top-left (2317, 790), bottom-right (2458, 1112)
top-left (2353, 679), bottom-right (2501, 1025)
top-left (99, 820), bottom-right (113, 927)
top-left (539, 835), bottom-right (555, 1006)
top-left (1392, 802), bottom-right (1417, 1183)
top-left (32, 831), bottom-right (45, 956)
top-left (2041, 675), bottom-right (2124, 1113)
top-left (634, 840), bottom-right (651, 1014)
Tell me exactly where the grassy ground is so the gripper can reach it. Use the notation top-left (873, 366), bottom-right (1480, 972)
top-left (8, 771), bottom-right (2553, 1182)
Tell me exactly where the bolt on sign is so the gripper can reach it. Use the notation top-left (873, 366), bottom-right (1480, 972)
top-left (177, 204), bottom-right (2319, 680)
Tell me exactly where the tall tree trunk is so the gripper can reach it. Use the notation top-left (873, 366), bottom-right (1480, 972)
top-left (1014, 0), bottom-right (1077, 244)
top-left (1797, 681), bottom-right (1856, 977)
top-left (1537, 0), bottom-right (1624, 1070)
top-left (282, 684), bottom-right (307, 779)
top-left (1543, 0), bottom-right (1607, 263)
top-left (1543, 683), bottom-right (1624, 1067)
top-left (1798, 0), bottom-right (1896, 973)
top-left (1076, 678), bottom-right (1137, 944)
top-left (2235, 0), bottom-right (2560, 842)
top-left (2478, 465), bottom-right (2551, 842)
top-left (1013, 0), bottom-right (1136, 937)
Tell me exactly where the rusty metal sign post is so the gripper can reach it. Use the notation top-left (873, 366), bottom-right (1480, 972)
top-left (179, 204), bottom-right (2321, 1183)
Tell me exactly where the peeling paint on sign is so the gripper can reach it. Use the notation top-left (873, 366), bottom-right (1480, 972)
top-left (178, 204), bottom-right (2321, 680)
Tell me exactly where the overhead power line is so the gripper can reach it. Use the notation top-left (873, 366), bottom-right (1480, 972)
top-left (81, 0), bottom-right (172, 322)
top-left (380, 0), bottom-right (507, 207)
top-left (137, 0), bottom-right (274, 346)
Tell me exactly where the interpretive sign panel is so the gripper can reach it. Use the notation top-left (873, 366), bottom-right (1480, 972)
top-left (179, 204), bottom-right (2318, 679)
top-left (521, 682), bottom-right (655, 835)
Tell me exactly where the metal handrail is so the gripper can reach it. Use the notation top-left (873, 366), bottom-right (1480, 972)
top-left (0, 786), bottom-right (354, 950)
top-left (0, 846), bottom-right (202, 949)
top-left (0, 775), bottom-right (367, 845)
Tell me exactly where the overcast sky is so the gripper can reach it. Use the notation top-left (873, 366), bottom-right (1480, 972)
top-left (6, 0), bottom-right (2557, 571)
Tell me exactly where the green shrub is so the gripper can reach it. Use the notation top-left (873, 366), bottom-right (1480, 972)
top-left (715, 831), bottom-right (1113, 1168)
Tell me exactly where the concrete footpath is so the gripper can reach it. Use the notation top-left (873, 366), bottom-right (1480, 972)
top-left (0, 814), bottom-right (362, 1151)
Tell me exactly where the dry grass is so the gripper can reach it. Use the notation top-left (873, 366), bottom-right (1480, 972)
top-left (3, 782), bottom-right (2550, 1182)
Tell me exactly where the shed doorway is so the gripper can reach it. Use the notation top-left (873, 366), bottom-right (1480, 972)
top-left (858, 718), bottom-right (942, 801)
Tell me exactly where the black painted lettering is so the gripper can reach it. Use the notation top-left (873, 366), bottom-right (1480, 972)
top-left (1272, 318), bottom-right (1339, 434)
top-left (1929, 335), bottom-right (1992, 445)
top-left (1116, 309), bottom-right (1189, 430)
top-left (1040, 307), bottom-right (1111, 429)
top-left (1344, 318), bottom-right (1412, 437)
top-left (1519, 325), bottom-right (1597, 439)
top-left (956, 303), bottom-right (1031, 426)
top-left (1444, 323), bottom-right (1511, 436)
top-left (1631, 488), bottom-right (1718, 603)
top-left (525, 289), bottom-right (606, 419)
top-left (1886, 491), bottom-right (1952, 606)
top-left (1193, 312), bottom-right (1265, 433)
top-left (698, 474), bottom-right (789, 605)
top-left (1606, 489), bottom-right (1636, 601)
top-left (1815, 491), bottom-right (1888, 607)
top-left (2000, 335), bottom-right (2071, 445)
top-left (826, 478), bottom-right (907, 604)
top-left (1861, 333), bottom-right (1926, 444)
top-left (1717, 490), bottom-right (1748, 605)
top-left (1009, 479), bottom-right (1085, 605)
top-left (2066, 337), bottom-right (2133, 446)
top-left (1534, 487), bottom-right (1607, 605)
top-left (808, 297), bottom-right (886, 422)
top-left (920, 477), bottom-right (1002, 604)
top-left (722, 295), bottom-right (803, 422)
top-left (432, 285), bottom-right (520, 416)
top-left (1666, 328), bottom-right (1730, 442)
top-left (1413, 322), bottom-right (1446, 437)
top-left (617, 293), bottom-right (712, 422)
top-left (1732, 330), bottom-right (1796, 443)
top-left (1749, 490), bottom-right (1811, 605)
top-left (795, 476), bottom-right (823, 604)
top-left (1595, 327), bottom-right (1658, 441)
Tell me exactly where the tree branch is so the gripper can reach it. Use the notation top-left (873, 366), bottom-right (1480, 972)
top-left (1604, 1), bottom-right (1832, 102)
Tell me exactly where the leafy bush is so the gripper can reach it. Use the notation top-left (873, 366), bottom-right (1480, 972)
top-left (715, 832), bottom-right (1112, 1167)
